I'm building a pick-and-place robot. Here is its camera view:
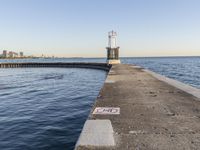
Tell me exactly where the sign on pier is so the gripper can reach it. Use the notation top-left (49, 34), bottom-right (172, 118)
top-left (93, 107), bottom-right (120, 115)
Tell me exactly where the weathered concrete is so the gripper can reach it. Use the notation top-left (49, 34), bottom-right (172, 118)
top-left (76, 120), bottom-right (115, 147)
top-left (76, 64), bottom-right (200, 150)
top-left (107, 60), bottom-right (121, 65)
top-left (145, 69), bottom-right (200, 99)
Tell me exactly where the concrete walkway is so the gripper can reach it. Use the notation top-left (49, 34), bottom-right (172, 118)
top-left (76, 64), bottom-right (200, 150)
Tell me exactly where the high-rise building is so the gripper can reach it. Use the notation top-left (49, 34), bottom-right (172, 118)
top-left (2, 50), bottom-right (7, 58)
top-left (19, 52), bottom-right (23, 57)
top-left (8, 51), bottom-right (18, 58)
top-left (13, 52), bottom-right (18, 57)
top-left (8, 51), bottom-right (13, 58)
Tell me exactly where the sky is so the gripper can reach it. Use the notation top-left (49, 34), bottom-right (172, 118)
top-left (0, 0), bottom-right (200, 57)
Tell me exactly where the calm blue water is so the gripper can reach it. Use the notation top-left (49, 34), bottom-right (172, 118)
top-left (0, 67), bottom-right (106, 150)
top-left (0, 57), bottom-right (200, 150)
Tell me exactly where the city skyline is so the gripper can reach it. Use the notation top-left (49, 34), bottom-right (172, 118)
top-left (0, 0), bottom-right (200, 57)
top-left (0, 50), bottom-right (24, 58)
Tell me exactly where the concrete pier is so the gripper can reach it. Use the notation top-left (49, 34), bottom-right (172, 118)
top-left (76, 64), bottom-right (200, 150)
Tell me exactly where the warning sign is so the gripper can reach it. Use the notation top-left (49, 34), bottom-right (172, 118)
top-left (93, 107), bottom-right (120, 115)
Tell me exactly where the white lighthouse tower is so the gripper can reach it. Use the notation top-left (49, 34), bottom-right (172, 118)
top-left (106, 31), bottom-right (121, 64)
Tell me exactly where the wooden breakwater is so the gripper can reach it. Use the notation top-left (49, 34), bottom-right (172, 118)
top-left (0, 62), bottom-right (111, 71)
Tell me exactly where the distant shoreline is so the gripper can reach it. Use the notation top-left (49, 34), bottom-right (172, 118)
top-left (0, 56), bottom-right (200, 60)
top-left (0, 57), bottom-right (39, 59)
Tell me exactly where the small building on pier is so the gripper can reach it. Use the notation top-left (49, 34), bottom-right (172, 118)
top-left (106, 31), bottom-right (121, 64)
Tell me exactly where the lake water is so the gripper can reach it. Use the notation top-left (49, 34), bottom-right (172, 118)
top-left (0, 57), bottom-right (200, 150)
top-left (0, 67), bottom-right (107, 150)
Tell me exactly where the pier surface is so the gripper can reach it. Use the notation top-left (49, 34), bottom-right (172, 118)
top-left (76, 64), bottom-right (200, 150)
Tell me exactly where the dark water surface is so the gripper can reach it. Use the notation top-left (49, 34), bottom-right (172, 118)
top-left (0, 67), bottom-right (106, 150)
top-left (0, 57), bottom-right (200, 150)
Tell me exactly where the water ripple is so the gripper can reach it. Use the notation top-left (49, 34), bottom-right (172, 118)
top-left (0, 67), bottom-right (106, 150)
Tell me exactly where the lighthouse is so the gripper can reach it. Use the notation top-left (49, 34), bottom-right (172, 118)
top-left (106, 31), bottom-right (121, 64)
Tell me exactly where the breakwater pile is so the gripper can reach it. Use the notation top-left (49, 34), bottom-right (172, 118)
top-left (0, 62), bottom-right (111, 71)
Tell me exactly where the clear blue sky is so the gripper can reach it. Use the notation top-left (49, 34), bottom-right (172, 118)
top-left (0, 0), bottom-right (200, 57)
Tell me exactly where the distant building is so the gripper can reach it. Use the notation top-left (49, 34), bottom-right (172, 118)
top-left (1, 50), bottom-right (25, 58)
top-left (19, 52), bottom-right (23, 57)
top-left (13, 52), bottom-right (18, 57)
top-left (8, 51), bottom-right (18, 58)
top-left (2, 50), bottom-right (7, 58)
top-left (8, 51), bottom-right (13, 58)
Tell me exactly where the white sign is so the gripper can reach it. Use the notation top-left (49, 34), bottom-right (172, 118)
top-left (105, 80), bottom-right (115, 83)
top-left (93, 107), bottom-right (120, 115)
